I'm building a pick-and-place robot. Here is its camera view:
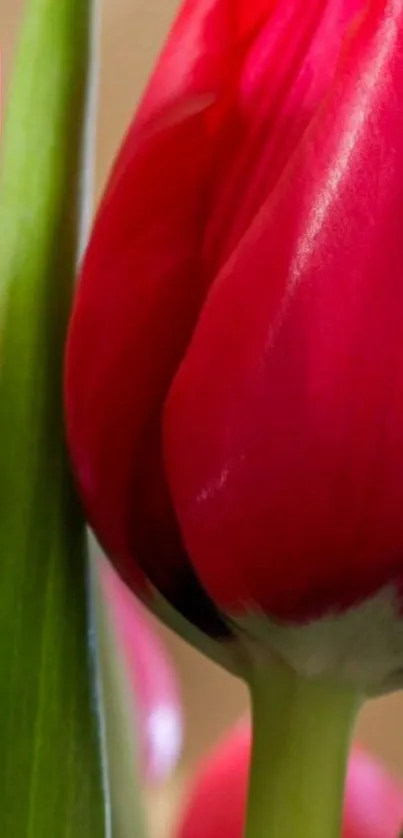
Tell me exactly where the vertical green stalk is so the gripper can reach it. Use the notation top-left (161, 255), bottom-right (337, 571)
top-left (0, 1), bottom-right (107, 835)
top-left (246, 663), bottom-right (361, 838)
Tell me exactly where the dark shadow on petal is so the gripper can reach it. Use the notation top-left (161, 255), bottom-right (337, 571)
top-left (129, 433), bottom-right (233, 640)
top-left (143, 557), bottom-right (233, 640)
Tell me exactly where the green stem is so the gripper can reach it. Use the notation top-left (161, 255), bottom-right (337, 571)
top-left (246, 663), bottom-right (361, 838)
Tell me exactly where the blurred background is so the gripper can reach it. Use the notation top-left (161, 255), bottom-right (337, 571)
top-left (1, 1), bottom-right (403, 836)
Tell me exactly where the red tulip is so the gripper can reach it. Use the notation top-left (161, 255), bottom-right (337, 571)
top-left (178, 722), bottom-right (403, 838)
top-left (100, 558), bottom-right (183, 782)
top-left (66, 0), bottom-right (403, 685)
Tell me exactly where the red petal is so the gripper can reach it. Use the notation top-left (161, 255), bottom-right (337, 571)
top-left (203, 0), bottom-right (364, 275)
top-left (67, 0), bottom-right (268, 599)
top-left (165, 0), bottom-right (403, 621)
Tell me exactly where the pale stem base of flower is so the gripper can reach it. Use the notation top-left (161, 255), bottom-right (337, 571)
top-left (245, 662), bottom-right (361, 838)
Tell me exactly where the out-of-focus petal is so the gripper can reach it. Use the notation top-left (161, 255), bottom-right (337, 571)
top-left (100, 558), bottom-right (183, 782)
top-left (178, 720), bottom-right (249, 838)
top-left (345, 745), bottom-right (403, 838)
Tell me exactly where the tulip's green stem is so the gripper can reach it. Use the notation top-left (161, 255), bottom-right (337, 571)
top-left (246, 663), bottom-right (361, 838)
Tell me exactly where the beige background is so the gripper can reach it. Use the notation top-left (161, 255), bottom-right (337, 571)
top-left (1, 1), bottom-right (403, 836)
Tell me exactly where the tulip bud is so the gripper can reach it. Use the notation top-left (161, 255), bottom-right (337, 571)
top-left (178, 722), bottom-right (403, 838)
top-left (66, 0), bottom-right (403, 690)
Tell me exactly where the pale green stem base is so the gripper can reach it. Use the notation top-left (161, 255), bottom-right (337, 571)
top-left (246, 663), bottom-right (361, 838)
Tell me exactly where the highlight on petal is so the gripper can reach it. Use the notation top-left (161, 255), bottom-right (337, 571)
top-left (202, 0), bottom-right (365, 275)
top-left (100, 557), bottom-right (183, 782)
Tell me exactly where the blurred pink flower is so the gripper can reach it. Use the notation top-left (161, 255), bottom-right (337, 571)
top-left (100, 557), bottom-right (183, 782)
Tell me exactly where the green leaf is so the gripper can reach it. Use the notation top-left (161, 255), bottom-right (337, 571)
top-left (0, 0), bottom-right (108, 835)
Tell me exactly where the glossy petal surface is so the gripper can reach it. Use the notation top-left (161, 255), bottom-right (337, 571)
top-left (165, 0), bottom-right (403, 620)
